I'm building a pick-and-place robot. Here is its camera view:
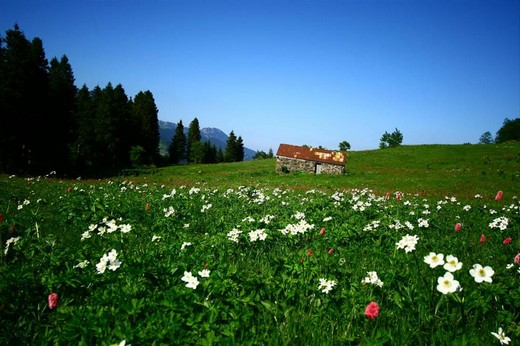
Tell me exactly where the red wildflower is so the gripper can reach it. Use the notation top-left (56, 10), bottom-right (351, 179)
top-left (328, 248), bottom-right (334, 255)
top-left (307, 249), bottom-right (313, 257)
top-left (503, 237), bottom-right (512, 245)
top-left (48, 293), bottom-right (59, 310)
top-left (454, 223), bottom-right (462, 232)
top-left (145, 203), bottom-right (151, 211)
top-left (319, 227), bottom-right (326, 236)
top-left (396, 193), bottom-right (402, 202)
top-left (480, 234), bottom-right (486, 243)
top-left (0, 213), bottom-right (3, 223)
top-left (495, 190), bottom-right (503, 201)
top-left (514, 253), bottom-right (520, 264)
top-left (365, 301), bottom-right (380, 320)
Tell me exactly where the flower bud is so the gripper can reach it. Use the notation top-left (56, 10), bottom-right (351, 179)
top-left (48, 293), bottom-right (59, 310)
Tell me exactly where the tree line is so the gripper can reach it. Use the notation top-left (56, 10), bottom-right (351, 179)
top-left (0, 24), bottom-right (247, 176)
top-left (0, 24), bottom-right (160, 175)
top-left (168, 118), bottom-right (244, 164)
top-left (479, 118), bottom-right (520, 144)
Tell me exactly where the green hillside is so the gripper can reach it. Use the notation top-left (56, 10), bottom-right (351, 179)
top-left (140, 143), bottom-right (520, 199)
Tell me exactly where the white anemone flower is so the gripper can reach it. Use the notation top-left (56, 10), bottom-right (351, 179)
top-left (443, 255), bottom-right (463, 272)
top-left (424, 252), bottom-right (445, 268)
top-left (198, 269), bottom-right (211, 278)
top-left (436, 272), bottom-right (460, 294)
top-left (491, 327), bottom-right (511, 345)
top-left (469, 264), bottom-right (494, 283)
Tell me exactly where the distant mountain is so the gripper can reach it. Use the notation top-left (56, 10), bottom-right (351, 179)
top-left (158, 120), bottom-right (256, 160)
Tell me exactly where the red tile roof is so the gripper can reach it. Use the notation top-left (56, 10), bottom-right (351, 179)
top-left (276, 144), bottom-right (346, 165)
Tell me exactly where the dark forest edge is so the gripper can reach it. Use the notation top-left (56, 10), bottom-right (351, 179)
top-left (0, 24), bottom-right (246, 178)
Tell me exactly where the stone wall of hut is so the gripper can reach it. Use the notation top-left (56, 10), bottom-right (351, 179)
top-left (275, 157), bottom-right (344, 175)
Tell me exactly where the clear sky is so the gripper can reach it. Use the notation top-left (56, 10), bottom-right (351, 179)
top-left (1, 0), bottom-right (519, 151)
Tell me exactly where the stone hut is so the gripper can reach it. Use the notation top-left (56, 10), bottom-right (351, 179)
top-left (275, 144), bottom-right (346, 174)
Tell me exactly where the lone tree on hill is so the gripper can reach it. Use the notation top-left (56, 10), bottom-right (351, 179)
top-left (479, 131), bottom-right (494, 144)
top-left (379, 128), bottom-right (403, 149)
top-left (339, 141), bottom-right (351, 151)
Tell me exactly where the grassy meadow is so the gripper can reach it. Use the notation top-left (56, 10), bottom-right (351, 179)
top-left (1, 143), bottom-right (519, 345)
top-left (136, 143), bottom-right (520, 198)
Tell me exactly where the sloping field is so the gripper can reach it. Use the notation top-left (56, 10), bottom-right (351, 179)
top-left (145, 143), bottom-right (520, 199)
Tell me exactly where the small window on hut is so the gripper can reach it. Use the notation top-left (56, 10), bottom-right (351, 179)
top-left (315, 163), bottom-right (322, 174)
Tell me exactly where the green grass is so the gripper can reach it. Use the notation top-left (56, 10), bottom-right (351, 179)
top-left (1, 143), bottom-right (519, 345)
top-left (137, 143), bottom-right (520, 199)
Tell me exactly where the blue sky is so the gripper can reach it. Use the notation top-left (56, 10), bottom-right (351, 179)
top-left (1, 0), bottom-right (519, 151)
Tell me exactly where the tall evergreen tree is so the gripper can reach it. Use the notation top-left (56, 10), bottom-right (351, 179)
top-left (236, 135), bottom-right (245, 162)
top-left (217, 148), bottom-right (225, 163)
top-left (70, 85), bottom-right (95, 170)
top-left (47, 55), bottom-right (77, 173)
top-left (187, 117), bottom-right (201, 163)
top-left (199, 141), bottom-right (217, 164)
top-left (0, 25), bottom-right (48, 173)
top-left (189, 141), bottom-right (204, 164)
top-left (168, 120), bottom-right (186, 164)
top-left (225, 130), bottom-right (239, 162)
top-left (94, 83), bottom-right (132, 168)
top-left (132, 90), bottom-right (159, 164)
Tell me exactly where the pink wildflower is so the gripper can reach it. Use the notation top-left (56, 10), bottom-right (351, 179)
top-left (503, 237), bottom-right (512, 245)
top-left (480, 234), bottom-right (486, 243)
top-left (328, 248), bottom-right (334, 255)
top-left (365, 301), bottom-right (379, 320)
top-left (454, 223), bottom-right (462, 232)
top-left (48, 293), bottom-right (59, 310)
top-left (514, 253), bottom-right (520, 264)
top-left (319, 227), bottom-right (326, 236)
top-left (495, 190), bottom-right (503, 201)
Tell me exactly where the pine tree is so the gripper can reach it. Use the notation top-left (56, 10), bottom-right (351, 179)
top-left (236, 136), bottom-right (244, 162)
top-left (187, 117), bottom-right (201, 163)
top-left (217, 148), bottom-right (225, 163)
top-left (70, 85), bottom-right (95, 170)
top-left (168, 120), bottom-right (186, 164)
top-left (132, 90), bottom-right (159, 164)
top-left (201, 141), bottom-right (217, 163)
top-left (0, 25), bottom-right (49, 173)
top-left (225, 131), bottom-right (237, 162)
top-left (47, 55), bottom-right (77, 173)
